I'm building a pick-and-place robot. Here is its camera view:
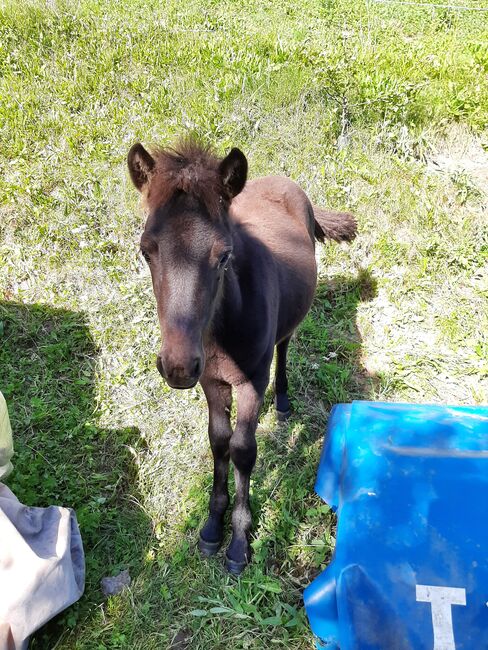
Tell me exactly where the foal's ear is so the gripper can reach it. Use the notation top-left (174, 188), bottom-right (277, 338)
top-left (127, 143), bottom-right (156, 191)
top-left (219, 148), bottom-right (247, 199)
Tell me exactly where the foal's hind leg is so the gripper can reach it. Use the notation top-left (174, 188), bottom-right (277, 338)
top-left (274, 335), bottom-right (292, 421)
top-left (199, 379), bottom-right (233, 556)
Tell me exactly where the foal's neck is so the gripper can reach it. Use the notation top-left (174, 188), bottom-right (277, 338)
top-left (210, 219), bottom-right (247, 340)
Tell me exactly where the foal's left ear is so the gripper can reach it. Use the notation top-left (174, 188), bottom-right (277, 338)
top-left (127, 143), bottom-right (156, 191)
top-left (219, 148), bottom-right (248, 199)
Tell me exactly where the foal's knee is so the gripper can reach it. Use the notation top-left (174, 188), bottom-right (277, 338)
top-left (210, 434), bottom-right (230, 460)
top-left (229, 433), bottom-right (257, 474)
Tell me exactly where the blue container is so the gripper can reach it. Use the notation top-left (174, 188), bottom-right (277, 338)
top-left (304, 401), bottom-right (488, 650)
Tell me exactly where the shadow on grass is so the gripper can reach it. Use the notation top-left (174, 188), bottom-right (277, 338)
top-left (0, 301), bottom-right (152, 648)
top-left (253, 269), bottom-right (378, 577)
top-left (0, 268), bottom-right (376, 648)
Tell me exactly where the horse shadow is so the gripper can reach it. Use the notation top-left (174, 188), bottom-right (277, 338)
top-left (254, 268), bottom-right (378, 580)
top-left (0, 301), bottom-right (152, 648)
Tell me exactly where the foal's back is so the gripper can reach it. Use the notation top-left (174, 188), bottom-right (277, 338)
top-left (230, 175), bottom-right (318, 343)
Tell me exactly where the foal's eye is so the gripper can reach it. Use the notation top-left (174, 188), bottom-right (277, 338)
top-left (141, 249), bottom-right (151, 264)
top-left (217, 249), bottom-right (232, 270)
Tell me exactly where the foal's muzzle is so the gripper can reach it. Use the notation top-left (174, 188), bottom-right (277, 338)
top-left (156, 353), bottom-right (202, 389)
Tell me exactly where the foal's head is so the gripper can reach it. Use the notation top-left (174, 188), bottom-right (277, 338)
top-left (128, 138), bottom-right (247, 388)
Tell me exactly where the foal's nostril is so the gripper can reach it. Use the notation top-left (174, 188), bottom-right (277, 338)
top-left (193, 358), bottom-right (202, 377)
top-left (156, 355), bottom-right (165, 377)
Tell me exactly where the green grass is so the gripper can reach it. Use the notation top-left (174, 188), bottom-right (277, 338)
top-left (0, 0), bottom-right (487, 648)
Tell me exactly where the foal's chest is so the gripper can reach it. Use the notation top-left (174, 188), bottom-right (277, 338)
top-left (203, 341), bottom-right (256, 387)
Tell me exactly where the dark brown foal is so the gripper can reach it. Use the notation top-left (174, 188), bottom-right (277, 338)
top-left (128, 138), bottom-right (356, 574)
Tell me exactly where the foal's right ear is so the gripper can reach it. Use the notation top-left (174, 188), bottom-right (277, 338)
top-left (127, 143), bottom-right (155, 191)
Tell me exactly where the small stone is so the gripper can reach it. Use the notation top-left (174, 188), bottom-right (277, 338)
top-left (170, 629), bottom-right (190, 650)
top-left (101, 569), bottom-right (131, 596)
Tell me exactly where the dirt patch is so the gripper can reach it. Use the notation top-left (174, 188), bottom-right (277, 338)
top-left (427, 127), bottom-right (488, 196)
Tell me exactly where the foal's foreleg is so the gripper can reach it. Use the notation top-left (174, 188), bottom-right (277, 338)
top-left (199, 380), bottom-right (233, 556)
top-left (226, 380), bottom-right (265, 575)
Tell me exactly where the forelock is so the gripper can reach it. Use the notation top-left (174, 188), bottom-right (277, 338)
top-left (143, 137), bottom-right (224, 219)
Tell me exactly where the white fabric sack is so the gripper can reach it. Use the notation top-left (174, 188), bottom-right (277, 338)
top-left (0, 394), bottom-right (85, 650)
top-left (0, 484), bottom-right (85, 650)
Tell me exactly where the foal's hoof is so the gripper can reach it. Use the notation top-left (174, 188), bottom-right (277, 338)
top-left (225, 554), bottom-right (248, 576)
top-left (276, 408), bottom-right (291, 422)
top-left (275, 393), bottom-right (291, 421)
top-left (198, 534), bottom-right (222, 557)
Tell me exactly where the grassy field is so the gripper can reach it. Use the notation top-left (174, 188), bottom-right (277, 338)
top-left (0, 0), bottom-right (487, 648)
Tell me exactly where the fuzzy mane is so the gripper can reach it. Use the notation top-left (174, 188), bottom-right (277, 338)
top-left (145, 138), bottom-right (224, 218)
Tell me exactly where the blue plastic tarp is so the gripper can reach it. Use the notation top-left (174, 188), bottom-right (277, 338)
top-left (304, 401), bottom-right (488, 650)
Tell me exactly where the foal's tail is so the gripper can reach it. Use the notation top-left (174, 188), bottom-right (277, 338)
top-left (313, 207), bottom-right (357, 243)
